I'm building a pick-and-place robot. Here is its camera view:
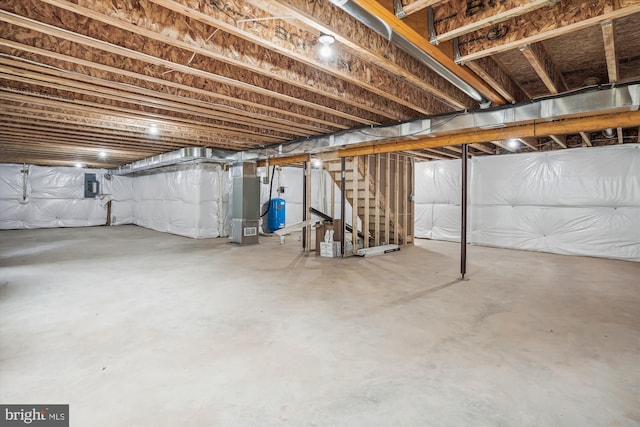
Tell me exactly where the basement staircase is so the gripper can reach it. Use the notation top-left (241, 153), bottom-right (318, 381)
top-left (324, 154), bottom-right (413, 250)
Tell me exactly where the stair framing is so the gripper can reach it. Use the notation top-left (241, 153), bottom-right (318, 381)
top-left (326, 153), bottom-right (414, 253)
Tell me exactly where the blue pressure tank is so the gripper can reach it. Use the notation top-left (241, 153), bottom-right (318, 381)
top-left (267, 198), bottom-right (286, 232)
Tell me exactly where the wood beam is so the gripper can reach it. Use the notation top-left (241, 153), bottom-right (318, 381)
top-left (465, 57), bottom-right (527, 103)
top-left (549, 134), bottom-right (567, 148)
top-left (335, 110), bottom-right (640, 157)
top-left (244, 0), bottom-right (476, 110)
top-left (457, 0), bottom-right (640, 63)
top-left (617, 127), bottom-right (624, 144)
top-left (601, 20), bottom-right (618, 83)
top-left (432, 0), bottom-right (557, 43)
top-left (257, 154), bottom-right (309, 167)
top-left (579, 131), bottom-right (592, 146)
top-left (519, 42), bottom-right (567, 93)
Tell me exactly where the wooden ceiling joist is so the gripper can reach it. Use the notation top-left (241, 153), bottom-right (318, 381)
top-left (0, 61), bottom-right (303, 140)
top-left (601, 19), bottom-right (619, 83)
top-left (519, 42), bottom-right (568, 94)
top-left (0, 73), bottom-right (288, 143)
top-left (0, 114), bottom-right (250, 150)
top-left (431, 0), bottom-right (555, 44)
top-left (579, 131), bottom-right (593, 147)
top-left (457, 0), bottom-right (640, 63)
top-left (617, 127), bottom-right (624, 144)
top-left (253, 0), bottom-right (504, 106)
top-left (518, 138), bottom-right (539, 151)
top-left (244, 0), bottom-right (474, 111)
top-left (0, 10), bottom-right (381, 127)
top-left (465, 57), bottom-right (527, 103)
top-left (0, 39), bottom-right (341, 133)
top-left (398, 0), bottom-right (443, 17)
top-left (0, 123), bottom-right (251, 151)
top-left (549, 134), bottom-right (567, 149)
top-left (470, 143), bottom-right (496, 154)
top-left (41, 0), bottom-right (422, 123)
top-left (0, 90), bottom-right (271, 144)
top-left (350, 0), bottom-right (506, 105)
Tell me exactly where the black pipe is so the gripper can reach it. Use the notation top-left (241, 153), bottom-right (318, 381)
top-left (460, 144), bottom-right (468, 279)
top-left (302, 161), bottom-right (307, 251)
top-left (340, 157), bottom-right (346, 257)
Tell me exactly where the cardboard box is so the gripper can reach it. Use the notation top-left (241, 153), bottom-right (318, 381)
top-left (320, 241), bottom-right (341, 258)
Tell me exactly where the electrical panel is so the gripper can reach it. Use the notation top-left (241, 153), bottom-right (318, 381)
top-left (84, 173), bottom-right (100, 198)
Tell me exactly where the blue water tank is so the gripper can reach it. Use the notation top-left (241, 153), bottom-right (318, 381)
top-left (267, 198), bottom-right (286, 232)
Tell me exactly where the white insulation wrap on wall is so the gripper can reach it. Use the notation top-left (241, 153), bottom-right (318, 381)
top-left (0, 162), bottom-right (229, 239)
top-left (415, 144), bottom-right (640, 261)
top-left (0, 164), bottom-right (108, 229)
top-left (258, 166), bottom-right (356, 232)
top-left (125, 163), bottom-right (229, 239)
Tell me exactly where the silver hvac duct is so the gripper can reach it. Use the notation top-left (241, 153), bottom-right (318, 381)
top-left (329, 0), bottom-right (488, 105)
top-left (112, 147), bottom-right (238, 175)
top-left (254, 83), bottom-right (639, 159)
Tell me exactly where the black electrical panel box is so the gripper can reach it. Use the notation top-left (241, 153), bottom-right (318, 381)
top-left (84, 173), bottom-right (100, 198)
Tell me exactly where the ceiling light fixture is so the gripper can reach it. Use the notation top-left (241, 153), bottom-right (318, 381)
top-left (312, 158), bottom-right (323, 169)
top-left (98, 151), bottom-right (107, 159)
top-left (318, 33), bottom-right (335, 59)
top-left (507, 138), bottom-right (520, 149)
top-left (74, 162), bottom-right (83, 168)
top-left (149, 123), bottom-right (159, 136)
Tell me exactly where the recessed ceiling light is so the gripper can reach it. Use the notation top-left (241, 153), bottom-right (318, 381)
top-left (318, 33), bottom-right (335, 59)
top-left (99, 151), bottom-right (107, 159)
top-left (507, 138), bottom-right (519, 149)
top-left (75, 162), bottom-right (83, 168)
top-left (318, 33), bottom-right (335, 45)
top-left (319, 44), bottom-right (333, 58)
top-left (149, 123), bottom-right (159, 135)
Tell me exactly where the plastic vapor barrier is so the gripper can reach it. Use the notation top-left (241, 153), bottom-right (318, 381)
top-left (0, 163), bottom-right (229, 239)
top-left (0, 164), bottom-right (109, 229)
top-left (414, 144), bottom-right (640, 261)
top-left (126, 164), bottom-right (229, 238)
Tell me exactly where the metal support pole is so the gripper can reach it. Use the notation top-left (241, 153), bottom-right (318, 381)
top-left (340, 157), bottom-right (346, 257)
top-left (460, 144), bottom-right (468, 279)
top-left (302, 161), bottom-right (307, 251)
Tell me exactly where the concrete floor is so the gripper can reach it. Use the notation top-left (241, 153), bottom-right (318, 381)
top-left (0, 225), bottom-right (638, 427)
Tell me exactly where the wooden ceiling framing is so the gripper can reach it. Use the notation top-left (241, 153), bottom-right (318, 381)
top-left (0, 0), bottom-right (639, 167)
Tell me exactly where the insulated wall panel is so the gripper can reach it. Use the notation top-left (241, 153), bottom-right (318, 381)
top-left (128, 164), bottom-right (226, 238)
top-left (0, 164), bottom-right (108, 229)
top-left (414, 144), bottom-right (640, 261)
top-left (414, 159), bottom-right (462, 241)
